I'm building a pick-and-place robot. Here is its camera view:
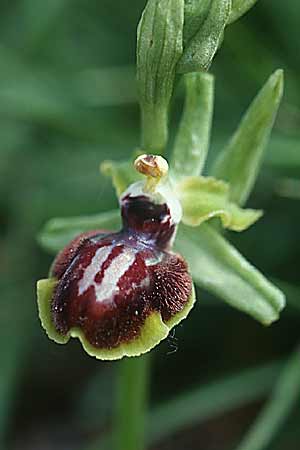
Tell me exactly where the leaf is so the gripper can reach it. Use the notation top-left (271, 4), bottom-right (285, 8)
top-left (177, 0), bottom-right (231, 73)
top-left (149, 360), bottom-right (281, 445)
top-left (100, 159), bottom-right (142, 197)
top-left (175, 224), bottom-right (285, 325)
top-left (212, 70), bottom-right (284, 205)
top-left (170, 72), bottom-right (214, 179)
top-left (228, 0), bottom-right (259, 24)
top-left (84, 360), bottom-right (282, 450)
top-left (137, 0), bottom-right (184, 151)
top-left (38, 210), bottom-right (121, 254)
top-left (235, 348), bottom-right (300, 450)
top-left (177, 176), bottom-right (262, 230)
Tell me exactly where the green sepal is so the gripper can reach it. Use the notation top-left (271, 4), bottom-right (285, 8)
top-left (137, 0), bottom-right (184, 151)
top-left (176, 176), bottom-right (262, 231)
top-left (177, 0), bottom-right (231, 73)
top-left (37, 277), bottom-right (196, 360)
top-left (212, 70), bottom-right (284, 205)
top-left (175, 224), bottom-right (285, 325)
top-left (170, 72), bottom-right (214, 180)
top-left (228, 0), bottom-right (259, 24)
top-left (101, 159), bottom-right (142, 197)
top-left (38, 209), bottom-right (121, 254)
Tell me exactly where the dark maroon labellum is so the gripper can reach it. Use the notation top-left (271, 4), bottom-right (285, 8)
top-left (51, 194), bottom-right (192, 350)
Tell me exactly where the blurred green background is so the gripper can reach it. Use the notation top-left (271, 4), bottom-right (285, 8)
top-left (1, 1), bottom-right (300, 449)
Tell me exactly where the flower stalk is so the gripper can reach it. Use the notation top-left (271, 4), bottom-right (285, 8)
top-left (115, 356), bottom-right (150, 450)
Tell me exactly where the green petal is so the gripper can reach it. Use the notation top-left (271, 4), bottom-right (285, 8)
top-left (101, 159), bottom-right (142, 197)
top-left (38, 209), bottom-right (121, 254)
top-left (228, 0), bottom-right (259, 24)
top-left (137, 0), bottom-right (184, 151)
top-left (175, 225), bottom-right (285, 325)
top-left (37, 278), bottom-right (196, 361)
top-left (211, 70), bottom-right (284, 205)
top-left (177, 176), bottom-right (262, 231)
top-left (177, 0), bottom-right (231, 73)
top-left (170, 72), bottom-right (214, 180)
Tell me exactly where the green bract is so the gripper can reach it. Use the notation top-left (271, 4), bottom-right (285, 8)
top-left (136, 0), bottom-right (262, 151)
top-left (177, 0), bottom-right (231, 73)
top-left (137, 0), bottom-right (184, 152)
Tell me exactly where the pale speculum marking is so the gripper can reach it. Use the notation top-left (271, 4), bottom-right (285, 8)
top-left (77, 237), bottom-right (167, 306)
top-left (78, 244), bottom-right (142, 303)
top-left (78, 245), bottom-right (112, 296)
top-left (95, 249), bottom-right (136, 302)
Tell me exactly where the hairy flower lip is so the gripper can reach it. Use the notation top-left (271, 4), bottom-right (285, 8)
top-left (50, 228), bottom-right (193, 347)
top-left (51, 229), bottom-right (109, 279)
top-left (38, 191), bottom-right (195, 360)
top-left (37, 277), bottom-right (195, 360)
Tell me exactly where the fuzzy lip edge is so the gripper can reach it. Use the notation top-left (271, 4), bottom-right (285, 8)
top-left (37, 278), bottom-right (196, 360)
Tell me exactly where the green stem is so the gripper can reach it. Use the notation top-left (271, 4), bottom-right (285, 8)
top-left (115, 355), bottom-right (150, 450)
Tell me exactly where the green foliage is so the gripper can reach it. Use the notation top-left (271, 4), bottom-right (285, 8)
top-left (183, 0), bottom-right (211, 44)
top-left (85, 360), bottom-right (282, 450)
top-left (101, 159), bottom-right (142, 197)
top-left (177, 0), bottom-right (231, 73)
top-left (235, 348), bottom-right (300, 450)
top-left (148, 360), bottom-right (281, 446)
top-left (212, 70), bottom-right (284, 205)
top-left (38, 210), bottom-right (121, 254)
top-left (171, 72), bottom-right (214, 178)
top-left (176, 225), bottom-right (285, 325)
